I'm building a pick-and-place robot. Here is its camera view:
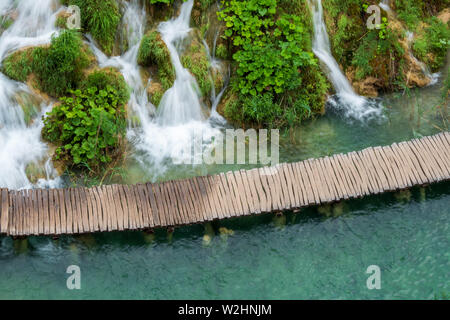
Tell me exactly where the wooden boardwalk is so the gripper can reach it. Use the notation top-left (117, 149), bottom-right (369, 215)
top-left (0, 132), bottom-right (449, 237)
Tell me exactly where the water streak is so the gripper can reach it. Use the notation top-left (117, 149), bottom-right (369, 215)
top-left (0, 0), bottom-right (61, 189)
top-left (309, 0), bottom-right (383, 121)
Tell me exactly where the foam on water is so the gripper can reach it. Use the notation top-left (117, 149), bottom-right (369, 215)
top-left (310, 0), bottom-right (384, 122)
top-left (0, 0), bottom-right (61, 189)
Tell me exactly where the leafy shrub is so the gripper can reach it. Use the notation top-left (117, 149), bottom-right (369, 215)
top-left (81, 68), bottom-right (130, 106)
top-left (413, 17), bottom-right (450, 71)
top-left (218, 0), bottom-right (328, 127)
top-left (65, 0), bottom-right (121, 55)
top-left (42, 86), bottom-right (127, 172)
top-left (138, 30), bottom-right (175, 90)
top-left (32, 30), bottom-right (90, 97)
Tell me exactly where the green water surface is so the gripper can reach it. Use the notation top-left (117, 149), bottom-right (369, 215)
top-left (0, 67), bottom-right (449, 300)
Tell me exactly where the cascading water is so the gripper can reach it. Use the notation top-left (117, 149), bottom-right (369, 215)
top-left (405, 31), bottom-right (440, 86)
top-left (309, 0), bottom-right (383, 121)
top-left (379, 0), bottom-right (391, 12)
top-left (0, 0), bottom-right (61, 189)
top-left (89, 0), bottom-right (222, 179)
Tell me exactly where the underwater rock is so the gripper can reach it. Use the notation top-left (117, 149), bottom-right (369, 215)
top-left (395, 189), bottom-right (412, 203)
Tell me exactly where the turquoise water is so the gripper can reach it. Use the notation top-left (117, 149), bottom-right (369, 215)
top-left (0, 61), bottom-right (449, 301)
top-left (0, 182), bottom-right (448, 299)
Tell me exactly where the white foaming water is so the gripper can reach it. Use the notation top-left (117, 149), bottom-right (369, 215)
top-left (379, 0), bottom-right (391, 12)
top-left (309, 0), bottom-right (383, 121)
top-left (156, 0), bottom-right (206, 125)
top-left (90, 0), bottom-right (222, 178)
top-left (406, 31), bottom-right (440, 86)
top-left (0, 0), bottom-right (61, 189)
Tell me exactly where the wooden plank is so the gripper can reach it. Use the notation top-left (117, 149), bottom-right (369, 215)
top-left (401, 141), bottom-right (430, 184)
top-left (238, 170), bottom-right (256, 214)
top-left (153, 183), bottom-right (169, 227)
top-left (115, 185), bottom-right (128, 230)
top-left (64, 189), bottom-right (74, 234)
top-left (374, 147), bottom-right (397, 190)
top-left (173, 179), bottom-right (190, 224)
top-left (105, 185), bottom-right (119, 231)
top-left (358, 149), bottom-right (382, 193)
top-left (249, 168), bottom-right (267, 212)
top-left (122, 185), bottom-right (136, 229)
top-left (257, 167), bottom-right (273, 211)
top-left (8, 192), bottom-right (16, 236)
top-left (338, 153), bottom-right (363, 197)
top-left (317, 157), bottom-right (336, 202)
top-left (166, 181), bottom-right (181, 225)
top-left (407, 139), bottom-right (437, 182)
top-left (391, 143), bottom-right (422, 186)
top-left (47, 189), bottom-right (56, 235)
top-left (413, 138), bottom-right (443, 181)
top-left (219, 172), bottom-right (236, 217)
top-left (86, 187), bottom-right (99, 232)
top-left (14, 191), bottom-right (22, 236)
top-left (203, 175), bottom-right (225, 219)
top-left (187, 178), bottom-right (203, 222)
top-left (0, 189), bottom-right (9, 234)
top-left (94, 186), bottom-right (108, 232)
top-left (183, 178), bottom-right (200, 223)
top-left (79, 188), bottom-right (90, 233)
top-left (427, 136), bottom-right (450, 176)
top-left (145, 183), bottom-right (159, 228)
top-left (69, 188), bottom-right (80, 233)
top-left (51, 189), bottom-right (61, 235)
top-left (296, 161), bottom-right (314, 204)
top-left (328, 155), bottom-right (350, 199)
top-left (279, 164), bottom-right (296, 209)
top-left (383, 146), bottom-right (408, 189)
top-left (225, 171), bottom-right (244, 216)
top-left (263, 166), bottom-right (282, 210)
top-left (304, 160), bottom-right (321, 204)
top-left (56, 190), bottom-right (64, 234)
top-left (291, 162), bottom-right (308, 206)
top-left (366, 148), bottom-right (390, 191)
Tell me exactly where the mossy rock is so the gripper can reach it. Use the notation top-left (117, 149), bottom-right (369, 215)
top-left (2, 47), bottom-right (35, 82)
top-left (137, 29), bottom-right (175, 90)
top-left (147, 81), bottom-right (165, 106)
top-left (181, 30), bottom-right (212, 98)
top-left (81, 67), bottom-right (130, 107)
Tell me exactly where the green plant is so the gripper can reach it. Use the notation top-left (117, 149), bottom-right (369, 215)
top-left (2, 48), bottom-right (34, 82)
top-left (42, 86), bottom-right (127, 172)
top-left (413, 17), bottom-right (450, 71)
top-left (218, 0), bottom-right (328, 127)
top-left (81, 68), bottom-right (130, 106)
top-left (137, 30), bottom-right (175, 89)
top-left (181, 41), bottom-right (211, 97)
top-left (66, 0), bottom-right (121, 55)
top-left (32, 30), bottom-right (90, 97)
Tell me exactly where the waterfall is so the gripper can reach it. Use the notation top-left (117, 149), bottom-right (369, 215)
top-left (309, 0), bottom-right (383, 121)
top-left (89, 0), bottom-right (222, 179)
top-left (405, 32), bottom-right (440, 86)
top-left (379, 0), bottom-right (391, 12)
top-left (156, 0), bottom-right (205, 125)
top-left (0, 0), bottom-right (61, 190)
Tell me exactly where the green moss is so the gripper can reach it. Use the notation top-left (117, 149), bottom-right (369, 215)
top-left (413, 17), bottom-right (450, 72)
top-left (2, 48), bottom-right (35, 82)
top-left (138, 30), bottom-right (175, 90)
top-left (32, 30), bottom-right (91, 97)
top-left (65, 0), bottom-right (121, 55)
top-left (81, 68), bottom-right (130, 106)
top-left (181, 38), bottom-right (211, 97)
